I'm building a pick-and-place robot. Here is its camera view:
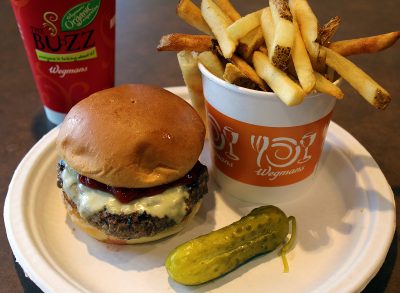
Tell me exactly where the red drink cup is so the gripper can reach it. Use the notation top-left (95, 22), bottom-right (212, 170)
top-left (11, 0), bottom-right (115, 124)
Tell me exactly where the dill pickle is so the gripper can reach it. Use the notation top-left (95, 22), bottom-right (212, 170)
top-left (165, 205), bottom-right (296, 285)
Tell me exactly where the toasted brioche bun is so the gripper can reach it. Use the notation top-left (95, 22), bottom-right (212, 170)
top-left (63, 195), bottom-right (202, 244)
top-left (57, 84), bottom-right (205, 188)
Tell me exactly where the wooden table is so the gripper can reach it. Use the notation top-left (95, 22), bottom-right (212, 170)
top-left (1, 0), bottom-right (398, 292)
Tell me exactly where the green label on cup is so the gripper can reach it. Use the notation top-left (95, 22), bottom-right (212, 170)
top-left (61, 0), bottom-right (101, 32)
top-left (36, 47), bottom-right (97, 62)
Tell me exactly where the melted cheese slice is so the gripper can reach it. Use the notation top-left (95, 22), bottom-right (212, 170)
top-left (61, 164), bottom-right (189, 222)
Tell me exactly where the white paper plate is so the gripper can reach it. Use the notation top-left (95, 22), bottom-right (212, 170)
top-left (4, 86), bottom-right (395, 293)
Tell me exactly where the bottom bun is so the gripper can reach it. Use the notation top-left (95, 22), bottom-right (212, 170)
top-left (63, 196), bottom-right (202, 244)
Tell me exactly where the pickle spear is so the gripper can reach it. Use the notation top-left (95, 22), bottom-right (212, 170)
top-left (165, 205), bottom-right (296, 285)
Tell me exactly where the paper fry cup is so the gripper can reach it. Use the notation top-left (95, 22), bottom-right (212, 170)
top-left (199, 63), bottom-right (336, 203)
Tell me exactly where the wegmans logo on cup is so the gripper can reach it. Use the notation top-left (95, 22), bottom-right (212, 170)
top-left (207, 103), bottom-right (331, 187)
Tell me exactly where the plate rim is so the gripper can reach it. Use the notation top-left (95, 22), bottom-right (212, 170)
top-left (4, 86), bottom-right (395, 293)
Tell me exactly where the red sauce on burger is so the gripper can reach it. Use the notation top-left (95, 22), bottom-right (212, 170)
top-left (78, 161), bottom-right (205, 203)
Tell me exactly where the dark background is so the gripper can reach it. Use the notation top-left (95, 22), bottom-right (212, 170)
top-left (1, 0), bottom-right (399, 292)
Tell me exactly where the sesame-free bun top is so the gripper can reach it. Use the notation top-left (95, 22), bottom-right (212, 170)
top-left (57, 84), bottom-right (205, 188)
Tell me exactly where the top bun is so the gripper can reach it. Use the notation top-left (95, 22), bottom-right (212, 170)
top-left (57, 84), bottom-right (205, 188)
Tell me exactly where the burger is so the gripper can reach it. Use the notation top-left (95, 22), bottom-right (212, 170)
top-left (56, 84), bottom-right (208, 244)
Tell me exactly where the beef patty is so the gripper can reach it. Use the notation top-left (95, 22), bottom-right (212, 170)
top-left (57, 161), bottom-right (208, 240)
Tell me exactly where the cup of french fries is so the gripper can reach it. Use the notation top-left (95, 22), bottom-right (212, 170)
top-left (158, 0), bottom-right (398, 203)
top-left (200, 62), bottom-right (336, 203)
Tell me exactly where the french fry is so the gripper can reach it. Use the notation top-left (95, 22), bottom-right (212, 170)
top-left (177, 51), bottom-right (207, 123)
top-left (213, 0), bottom-right (241, 21)
top-left (328, 31), bottom-right (400, 56)
top-left (177, 0), bottom-right (213, 35)
top-left (315, 45), bottom-right (326, 73)
top-left (223, 63), bottom-right (261, 90)
top-left (231, 54), bottom-right (268, 91)
top-left (253, 51), bottom-right (305, 106)
top-left (157, 34), bottom-right (213, 52)
top-left (314, 72), bottom-right (343, 99)
top-left (237, 26), bottom-right (264, 62)
top-left (198, 51), bottom-right (225, 79)
top-left (289, 0), bottom-right (320, 67)
top-left (269, 0), bottom-right (295, 71)
top-left (317, 16), bottom-right (340, 46)
top-left (260, 7), bottom-right (275, 56)
top-left (226, 10), bottom-right (263, 45)
top-left (292, 21), bottom-right (315, 93)
top-left (201, 0), bottom-right (236, 59)
top-left (324, 47), bottom-right (391, 109)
